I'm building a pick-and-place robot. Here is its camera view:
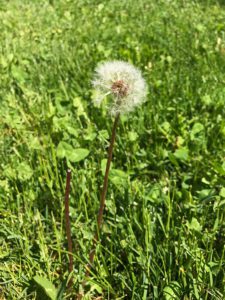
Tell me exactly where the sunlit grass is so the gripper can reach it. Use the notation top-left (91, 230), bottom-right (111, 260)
top-left (0, 0), bottom-right (225, 299)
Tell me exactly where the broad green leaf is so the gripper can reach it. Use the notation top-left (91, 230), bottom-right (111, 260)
top-left (53, 116), bottom-right (78, 136)
top-left (128, 131), bottom-right (138, 142)
top-left (17, 162), bottom-right (33, 181)
top-left (222, 161), bottom-right (225, 172)
top-left (219, 187), bottom-right (225, 198)
top-left (110, 169), bottom-right (128, 188)
top-left (56, 141), bottom-right (73, 158)
top-left (174, 148), bottom-right (189, 161)
top-left (83, 126), bottom-right (97, 141)
top-left (0, 180), bottom-right (9, 191)
top-left (163, 281), bottom-right (181, 299)
top-left (190, 122), bottom-right (204, 141)
top-left (101, 159), bottom-right (128, 188)
top-left (73, 97), bottom-right (86, 116)
top-left (34, 275), bottom-right (57, 300)
top-left (67, 148), bottom-right (90, 162)
top-left (98, 129), bottom-right (109, 140)
top-left (28, 136), bottom-right (41, 150)
top-left (11, 65), bottom-right (27, 83)
top-left (56, 142), bottom-right (89, 162)
top-left (201, 94), bottom-right (212, 105)
top-left (3, 165), bottom-right (17, 179)
top-left (197, 189), bottom-right (214, 200)
top-left (187, 217), bottom-right (202, 232)
top-left (160, 121), bottom-right (171, 133)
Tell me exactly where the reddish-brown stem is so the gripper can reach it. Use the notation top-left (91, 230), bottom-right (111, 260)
top-left (85, 114), bottom-right (120, 277)
top-left (64, 169), bottom-right (73, 288)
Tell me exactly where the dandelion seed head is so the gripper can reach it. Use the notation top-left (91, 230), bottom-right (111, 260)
top-left (92, 60), bottom-right (147, 115)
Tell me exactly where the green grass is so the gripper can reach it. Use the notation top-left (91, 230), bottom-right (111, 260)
top-left (1, 0), bottom-right (225, 299)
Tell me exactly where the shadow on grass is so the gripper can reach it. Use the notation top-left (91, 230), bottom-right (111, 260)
top-left (197, 0), bottom-right (225, 6)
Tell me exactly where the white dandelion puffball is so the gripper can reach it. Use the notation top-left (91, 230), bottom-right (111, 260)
top-left (92, 60), bottom-right (147, 115)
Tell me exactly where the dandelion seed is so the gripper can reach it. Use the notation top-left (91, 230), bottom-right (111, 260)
top-left (92, 60), bottom-right (147, 115)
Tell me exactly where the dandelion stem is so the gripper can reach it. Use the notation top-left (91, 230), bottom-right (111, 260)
top-left (86, 113), bottom-right (120, 277)
top-left (64, 169), bottom-right (73, 288)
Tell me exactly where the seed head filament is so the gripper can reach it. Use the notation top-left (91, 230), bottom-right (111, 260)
top-left (111, 80), bottom-right (129, 98)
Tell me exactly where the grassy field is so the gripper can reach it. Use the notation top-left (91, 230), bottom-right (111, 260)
top-left (1, 0), bottom-right (225, 299)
